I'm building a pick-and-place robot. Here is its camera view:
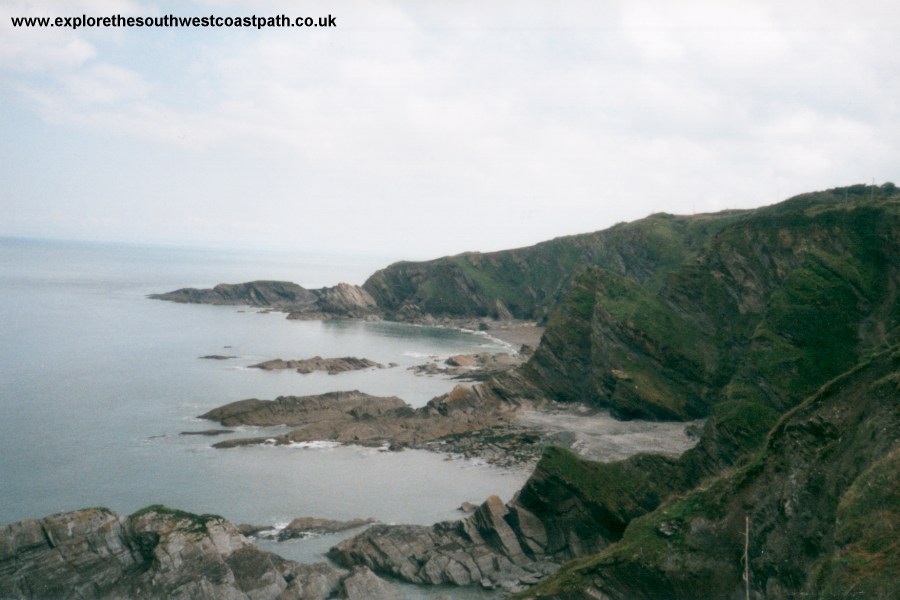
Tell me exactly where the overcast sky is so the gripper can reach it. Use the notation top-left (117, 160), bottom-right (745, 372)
top-left (1, 0), bottom-right (898, 260)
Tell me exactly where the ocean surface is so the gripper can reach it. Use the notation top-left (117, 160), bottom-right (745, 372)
top-left (0, 237), bottom-right (530, 586)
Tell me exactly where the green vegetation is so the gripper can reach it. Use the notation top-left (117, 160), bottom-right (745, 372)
top-left (365, 187), bottom-right (898, 598)
top-left (519, 347), bottom-right (898, 599)
top-left (810, 449), bottom-right (900, 598)
top-left (524, 189), bottom-right (899, 419)
top-left (128, 504), bottom-right (225, 535)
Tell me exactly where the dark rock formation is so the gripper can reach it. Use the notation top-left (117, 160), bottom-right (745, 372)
top-left (199, 390), bottom-right (407, 428)
top-left (150, 280), bottom-right (379, 319)
top-left (179, 429), bottom-right (235, 436)
top-left (203, 386), bottom-right (538, 463)
top-left (250, 356), bottom-right (385, 375)
top-left (328, 496), bottom-right (559, 592)
top-left (0, 505), bottom-right (401, 599)
top-left (199, 355), bottom-right (237, 360)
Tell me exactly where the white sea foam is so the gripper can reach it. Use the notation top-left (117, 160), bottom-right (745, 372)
top-left (402, 351), bottom-right (440, 358)
top-left (285, 440), bottom-right (341, 450)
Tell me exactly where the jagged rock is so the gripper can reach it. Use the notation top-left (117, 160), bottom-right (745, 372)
top-left (340, 566), bottom-right (400, 600)
top-left (328, 496), bottom-right (559, 590)
top-left (280, 562), bottom-right (344, 600)
top-left (0, 506), bottom-right (397, 600)
top-left (0, 506), bottom-right (286, 599)
top-left (309, 283), bottom-right (379, 317)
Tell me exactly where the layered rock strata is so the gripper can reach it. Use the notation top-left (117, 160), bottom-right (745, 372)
top-left (0, 505), bottom-right (398, 600)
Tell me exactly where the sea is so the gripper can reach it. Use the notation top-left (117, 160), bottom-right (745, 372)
top-left (0, 237), bottom-right (530, 596)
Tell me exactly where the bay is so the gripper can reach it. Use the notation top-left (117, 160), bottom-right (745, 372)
top-left (0, 237), bottom-right (529, 570)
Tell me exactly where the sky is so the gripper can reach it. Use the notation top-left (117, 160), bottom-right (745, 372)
top-left (1, 0), bottom-right (898, 260)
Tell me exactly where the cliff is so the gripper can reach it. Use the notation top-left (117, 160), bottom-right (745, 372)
top-left (524, 187), bottom-right (899, 419)
top-left (327, 185), bottom-right (899, 597)
top-left (520, 346), bottom-right (899, 600)
top-left (362, 210), bottom-right (747, 321)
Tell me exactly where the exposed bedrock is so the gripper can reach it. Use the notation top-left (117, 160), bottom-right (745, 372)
top-left (199, 386), bottom-right (540, 465)
top-left (328, 395), bottom-right (779, 592)
top-left (0, 505), bottom-right (399, 600)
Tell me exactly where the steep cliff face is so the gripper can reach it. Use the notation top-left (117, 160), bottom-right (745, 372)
top-left (521, 346), bottom-right (898, 600)
top-left (362, 211), bottom-right (746, 320)
top-left (525, 189), bottom-right (899, 419)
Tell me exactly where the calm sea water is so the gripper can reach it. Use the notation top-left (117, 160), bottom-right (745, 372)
top-left (0, 237), bottom-right (529, 578)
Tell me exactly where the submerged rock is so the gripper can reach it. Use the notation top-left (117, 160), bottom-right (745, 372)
top-left (180, 429), bottom-right (235, 436)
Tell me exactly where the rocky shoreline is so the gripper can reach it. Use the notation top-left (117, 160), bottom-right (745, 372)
top-left (0, 506), bottom-right (400, 600)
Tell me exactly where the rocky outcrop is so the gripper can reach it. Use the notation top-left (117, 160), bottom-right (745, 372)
top-left (250, 356), bottom-right (385, 375)
top-left (409, 352), bottom-right (523, 380)
top-left (301, 283), bottom-right (379, 318)
top-left (339, 566), bottom-right (401, 600)
top-left (328, 396), bottom-right (778, 591)
top-left (328, 496), bottom-right (558, 593)
top-left (202, 386), bottom-right (536, 462)
top-left (0, 505), bottom-right (401, 600)
top-left (150, 280), bottom-right (379, 319)
top-left (199, 391), bottom-right (407, 428)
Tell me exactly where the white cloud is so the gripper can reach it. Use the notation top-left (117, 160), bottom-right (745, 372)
top-left (1, 0), bottom-right (898, 255)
